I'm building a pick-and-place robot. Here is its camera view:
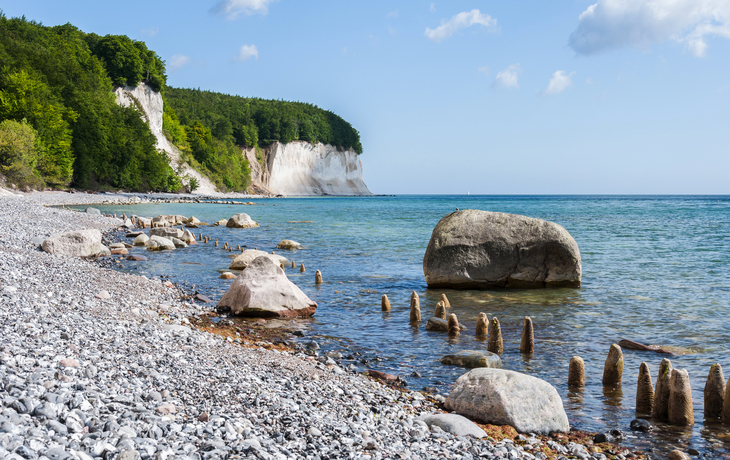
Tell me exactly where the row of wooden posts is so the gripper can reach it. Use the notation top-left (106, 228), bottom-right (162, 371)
top-left (380, 290), bottom-right (730, 427)
top-left (380, 291), bottom-right (535, 354)
top-left (571, 345), bottom-right (730, 426)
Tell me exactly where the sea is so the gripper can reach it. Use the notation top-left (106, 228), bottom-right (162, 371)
top-left (87, 195), bottom-right (730, 456)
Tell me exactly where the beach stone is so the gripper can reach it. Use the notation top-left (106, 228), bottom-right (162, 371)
top-left (423, 210), bottom-right (581, 288)
top-left (85, 207), bottom-right (101, 215)
top-left (214, 219), bottom-right (227, 226)
top-left (220, 272), bottom-right (236, 279)
top-left (417, 413), bottom-right (487, 438)
top-left (94, 290), bottom-right (111, 300)
top-left (445, 368), bottom-right (570, 434)
top-left (229, 249), bottom-right (288, 270)
top-left (216, 256), bottom-right (317, 317)
top-left (42, 229), bottom-right (105, 258)
top-left (226, 213), bottom-right (259, 228)
top-left (109, 243), bottom-right (126, 249)
top-left (668, 450), bottom-right (691, 460)
top-left (185, 216), bottom-right (200, 224)
top-left (277, 239), bottom-right (302, 250)
top-left (146, 236), bottom-right (175, 251)
top-left (171, 237), bottom-right (187, 248)
top-left (440, 350), bottom-right (501, 369)
top-left (110, 247), bottom-right (128, 255)
top-left (155, 403), bottom-right (177, 415)
top-left (126, 255), bottom-right (147, 261)
top-left (149, 227), bottom-right (184, 239)
top-left (133, 233), bottom-right (149, 246)
top-left (629, 419), bottom-right (653, 432)
top-left (425, 317), bottom-right (466, 332)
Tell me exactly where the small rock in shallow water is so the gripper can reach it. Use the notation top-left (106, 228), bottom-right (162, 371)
top-left (629, 419), bottom-right (653, 432)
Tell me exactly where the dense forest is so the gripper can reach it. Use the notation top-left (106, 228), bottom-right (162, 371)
top-left (0, 13), bottom-right (363, 193)
top-left (0, 14), bottom-right (176, 191)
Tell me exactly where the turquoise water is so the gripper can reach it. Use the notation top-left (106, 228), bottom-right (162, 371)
top-left (91, 195), bottom-right (730, 455)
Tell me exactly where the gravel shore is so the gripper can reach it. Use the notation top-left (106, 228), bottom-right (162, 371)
top-left (0, 192), bottom-right (647, 460)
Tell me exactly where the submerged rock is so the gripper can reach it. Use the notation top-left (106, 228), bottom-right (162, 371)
top-left (216, 256), bottom-right (317, 317)
top-left (277, 239), bottom-right (303, 250)
top-left (423, 210), bottom-right (581, 289)
top-left (426, 317), bottom-right (466, 332)
top-left (440, 350), bottom-right (501, 369)
top-left (445, 368), bottom-right (570, 435)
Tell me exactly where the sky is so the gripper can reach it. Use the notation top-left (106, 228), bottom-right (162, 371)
top-left (3, 0), bottom-right (730, 194)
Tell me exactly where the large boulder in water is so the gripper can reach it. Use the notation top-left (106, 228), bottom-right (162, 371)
top-left (42, 229), bottom-right (104, 257)
top-left (226, 213), bottom-right (259, 228)
top-left (445, 368), bottom-right (569, 435)
top-left (229, 250), bottom-right (288, 270)
top-left (216, 256), bottom-right (317, 317)
top-left (423, 210), bottom-right (581, 289)
top-left (146, 236), bottom-right (175, 251)
top-left (150, 227), bottom-right (184, 239)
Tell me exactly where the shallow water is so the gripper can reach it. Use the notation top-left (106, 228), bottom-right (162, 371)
top-left (89, 195), bottom-right (730, 456)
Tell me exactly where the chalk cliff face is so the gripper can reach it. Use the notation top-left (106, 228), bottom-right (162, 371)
top-left (245, 141), bottom-right (371, 196)
top-left (114, 83), bottom-right (218, 195)
top-left (117, 83), bottom-right (371, 196)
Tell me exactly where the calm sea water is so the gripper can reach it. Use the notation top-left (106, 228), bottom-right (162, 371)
top-left (90, 195), bottom-right (730, 456)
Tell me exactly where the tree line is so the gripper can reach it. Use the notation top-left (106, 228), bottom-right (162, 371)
top-left (0, 13), bottom-right (363, 192)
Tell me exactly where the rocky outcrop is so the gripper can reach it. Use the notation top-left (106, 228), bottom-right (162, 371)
top-left (229, 250), bottom-right (288, 270)
top-left (115, 84), bottom-right (218, 195)
top-left (42, 229), bottom-right (105, 258)
top-left (445, 368), bottom-right (570, 434)
top-left (244, 141), bottom-right (370, 196)
top-left (423, 210), bottom-right (581, 289)
top-left (216, 256), bottom-right (317, 317)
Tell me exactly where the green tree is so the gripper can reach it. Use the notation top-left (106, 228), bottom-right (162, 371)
top-left (0, 119), bottom-right (44, 189)
top-left (93, 35), bottom-right (144, 87)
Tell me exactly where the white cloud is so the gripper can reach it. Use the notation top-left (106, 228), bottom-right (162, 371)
top-left (569, 0), bottom-right (730, 57)
top-left (210, 0), bottom-right (277, 19)
top-left (140, 27), bottom-right (159, 37)
top-left (478, 65), bottom-right (490, 76)
top-left (235, 44), bottom-right (259, 61)
top-left (387, 9), bottom-right (398, 19)
top-left (168, 54), bottom-right (191, 71)
top-left (543, 70), bottom-right (576, 96)
top-left (494, 64), bottom-right (522, 89)
top-left (424, 9), bottom-right (497, 42)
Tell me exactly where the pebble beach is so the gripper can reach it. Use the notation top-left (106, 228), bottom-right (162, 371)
top-left (0, 191), bottom-right (651, 460)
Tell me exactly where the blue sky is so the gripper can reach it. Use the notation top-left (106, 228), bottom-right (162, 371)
top-left (4, 0), bottom-right (730, 194)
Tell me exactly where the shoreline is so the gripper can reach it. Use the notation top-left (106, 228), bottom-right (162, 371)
top-left (0, 191), bottom-right (649, 460)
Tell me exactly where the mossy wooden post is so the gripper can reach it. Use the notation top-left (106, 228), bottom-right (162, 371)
top-left (653, 358), bottom-right (673, 421)
top-left (300, 263), bottom-right (306, 273)
top-left (487, 317), bottom-right (503, 354)
top-left (447, 313), bottom-right (460, 337)
top-left (434, 301), bottom-right (446, 319)
top-left (475, 313), bottom-right (488, 337)
top-left (440, 293), bottom-right (450, 309)
top-left (381, 294), bottom-right (391, 312)
top-left (723, 376), bottom-right (730, 424)
top-left (409, 291), bottom-right (421, 322)
top-left (668, 369), bottom-right (694, 426)
top-left (568, 356), bottom-right (585, 387)
top-left (602, 344), bottom-right (624, 387)
top-left (519, 316), bottom-right (534, 354)
top-left (315, 270), bottom-right (323, 285)
top-left (636, 362), bottom-right (655, 415)
top-left (704, 364), bottom-right (725, 420)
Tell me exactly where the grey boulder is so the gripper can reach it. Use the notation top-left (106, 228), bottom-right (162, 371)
top-left (146, 236), bottom-right (175, 251)
top-left (277, 239), bottom-right (303, 250)
top-left (217, 256), bottom-right (317, 317)
top-left (149, 227), bottom-right (184, 239)
top-left (42, 229), bottom-right (105, 257)
top-left (441, 350), bottom-right (501, 369)
top-left (133, 233), bottom-right (149, 246)
top-left (226, 213), bottom-right (259, 228)
top-left (85, 207), bottom-right (101, 215)
top-left (229, 249), bottom-right (288, 270)
top-left (423, 210), bottom-right (581, 289)
top-left (417, 413), bottom-right (486, 438)
top-left (426, 317), bottom-right (466, 332)
top-left (445, 368), bottom-right (569, 435)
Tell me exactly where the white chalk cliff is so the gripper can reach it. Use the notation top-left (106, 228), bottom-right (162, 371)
top-left (116, 83), bottom-right (371, 196)
top-left (114, 83), bottom-right (218, 195)
top-left (244, 141), bottom-right (371, 196)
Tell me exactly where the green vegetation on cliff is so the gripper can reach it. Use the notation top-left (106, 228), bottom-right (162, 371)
top-left (0, 14), bottom-right (177, 191)
top-left (0, 13), bottom-right (363, 192)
